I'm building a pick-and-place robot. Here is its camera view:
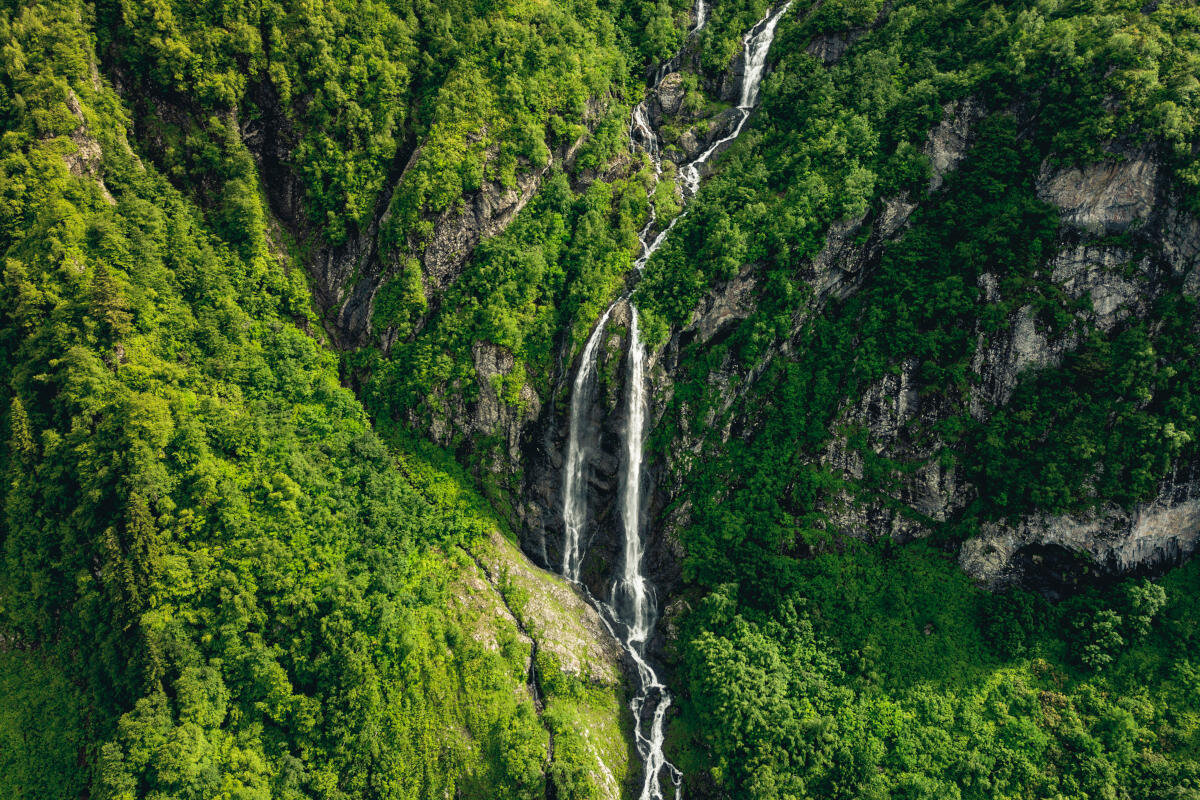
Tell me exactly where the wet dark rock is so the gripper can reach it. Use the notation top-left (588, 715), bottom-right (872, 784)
top-left (519, 301), bottom-right (639, 604)
top-left (653, 72), bottom-right (686, 119)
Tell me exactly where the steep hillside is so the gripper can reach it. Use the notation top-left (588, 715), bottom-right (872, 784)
top-left (356, 0), bottom-right (1200, 795)
top-left (5, 0), bottom-right (1200, 798)
top-left (0, 1), bottom-right (640, 797)
top-left (627, 0), bottom-right (1200, 796)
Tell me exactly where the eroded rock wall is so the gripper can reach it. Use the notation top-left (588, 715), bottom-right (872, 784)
top-left (643, 96), bottom-right (1200, 592)
top-left (808, 143), bottom-right (1200, 586)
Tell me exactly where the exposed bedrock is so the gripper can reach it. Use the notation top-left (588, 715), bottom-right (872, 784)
top-left (961, 470), bottom-right (1200, 589)
top-left (813, 143), bottom-right (1200, 586)
top-left (401, 53), bottom-right (762, 599)
top-left (389, 47), bottom-right (1200, 610)
top-left (642, 96), bottom-right (1200, 592)
top-left (514, 50), bottom-right (780, 607)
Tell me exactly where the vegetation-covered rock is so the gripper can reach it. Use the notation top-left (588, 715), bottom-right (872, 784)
top-left (0, 1), bottom-right (637, 796)
top-left (5, 0), bottom-right (1200, 797)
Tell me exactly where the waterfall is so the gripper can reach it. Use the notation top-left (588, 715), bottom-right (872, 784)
top-left (558, 4), bottom-right (792, 798)
top-left (618, 309), bottom-right (688, 800)
top-left (737, 2), bottom-right (791, 108)
top-left (682, 1), bottom-right (793, 196)
top-left (613, 311), bottom-right (650, 644)
top-left (560, 305), bottom-right (614, 581)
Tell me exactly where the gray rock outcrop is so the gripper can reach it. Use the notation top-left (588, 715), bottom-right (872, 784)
top-left (961, 469), bottom-right (1200, 587)
top-left (653, 72), bottom-right (687, 119)
top-left (810, 142), bottom-right (1200, 586)
top-left (806, 32), bottom-right (858, 65)
top-left (249, 80), bottom-right (601, 350)
top-left (928, 97), bottom-right (986, 191)
top-left (1037, 152), bottom-right (1160, 235)
top-left (520, 300), bottom-right (635, 598)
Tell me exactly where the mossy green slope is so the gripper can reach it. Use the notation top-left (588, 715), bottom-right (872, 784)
top-left (0, 2), bottom-right (631, 797)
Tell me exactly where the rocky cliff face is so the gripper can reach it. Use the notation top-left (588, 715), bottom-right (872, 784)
top-left (507, 56), bottom-right (764, 614)
top-left (639, 96), bottom-right (1200, 594)
top-left (350, 144), bottom-right (577, 352)
top-left (960, 468), bottom-right (1200, 590)
top-left (640, 98), bottom-right (984, 561)
top-left (400, 53), bottom-right (757, 580)
top-left (954, 151), bottom-right (1200, 585)
top-left (647, 71), bottom-right (744, 170)
top-left (411, 61), bottom-right (751, 539)
top-left (804, 141), bottom-right (1200, 587)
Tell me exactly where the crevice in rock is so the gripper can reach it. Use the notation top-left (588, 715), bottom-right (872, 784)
top-left (457, 542), bottom-right (560, 800)
top-left (461, 544), bottom-right (548, 714)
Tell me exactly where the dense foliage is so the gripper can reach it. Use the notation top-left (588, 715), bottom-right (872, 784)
top-left (362, 165), bottom-right (650, 471)
top-left (5, 0), bottom-right (1200, 796)
top-left (624, 0), bottom-right (1200, 797)
top-left (0, 2), bottom-right (632, 797)
top-left (91, 0), bottom-right (701, 254)
top-left (674, 544), bottom-right (1200, 799)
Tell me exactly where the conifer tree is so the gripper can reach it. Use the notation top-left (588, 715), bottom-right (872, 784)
top-left (90, 263), bottom-right (133, 343)
top-left (9, 394), bottom-right (35, 464)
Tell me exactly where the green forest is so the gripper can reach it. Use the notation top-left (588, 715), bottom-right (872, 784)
top-left (3, 0), bottom-right (1200, 797)
top-left (635, 0), bottom-right (1200, 796)
top-left (0, 0), bottom-right (643, 796)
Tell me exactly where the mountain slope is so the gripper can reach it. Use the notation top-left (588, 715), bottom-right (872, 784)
top-left (0, 2), bottom-right (635, 797)
top-left (5, 0), bottom-right (1200, 798)
top-left (621, 1), bottom-right (1200, 796)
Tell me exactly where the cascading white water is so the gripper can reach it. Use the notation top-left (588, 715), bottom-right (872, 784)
top-left (559, 4), bottom-right (792, 798)
top-left (616, 308), bottom-right (687, 800)
top-left (682, 1), bottom-right (793, 195)
top-left (560, 305), bottom-right (614, 581)
top-left (738, 3), bottom-right (791, 108)
top-left (613, 310), bottom-right (650, 645)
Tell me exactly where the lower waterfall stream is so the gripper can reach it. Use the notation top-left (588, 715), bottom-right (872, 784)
top-left (558, 5), bottom-right (793, 798)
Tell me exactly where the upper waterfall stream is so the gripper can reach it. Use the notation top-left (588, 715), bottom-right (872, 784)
top-left (558, 5), bottom-right (793, 798)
